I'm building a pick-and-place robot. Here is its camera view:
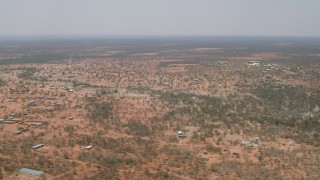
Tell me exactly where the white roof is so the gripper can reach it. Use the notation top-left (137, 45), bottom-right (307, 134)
top-left (32, 144), bottom-right (44, 149)
top-left (19, 168), bottom-right (44, 176)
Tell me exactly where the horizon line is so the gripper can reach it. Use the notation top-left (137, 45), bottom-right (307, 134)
top-left (1, 34), bottom-right (320, 41)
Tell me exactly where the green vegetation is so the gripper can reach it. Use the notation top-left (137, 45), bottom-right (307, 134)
top-left (88, 102), bottom-right (113, 124)
top-left (17, 68), bottom-right (37, 80)
top-left (0, 79), bottom-right (6, 86)
top-left (127, 120), bottom-right (150, 136)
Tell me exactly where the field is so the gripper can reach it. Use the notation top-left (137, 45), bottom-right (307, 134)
top-left (0, 36), bottom-right (319, 179)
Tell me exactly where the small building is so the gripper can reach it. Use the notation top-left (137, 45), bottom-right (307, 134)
top-left (32, 144), bottom-right (44, 149)
top-left (19, 168), bottom-right (44, 176)
top-left (177, 131), bottom-right (187, 138)
top-left (15, 128), bottom-right (28, 135)
top-left (85, 145), bottom-right (93, 150)
top-left (15, 130), bottom-right (23, 135)
top-left (28, 121), bottom-right (46, 126)
top-left (215, 172), bottom-right (224, 177)
top-left (241, 137), bottom-right (261, 147)
top-left (218, 61), bottom-right (229, 65)
top-left (3, 120), bottom-right (19, 124)
top-left (288, 141), bottom-right (295, 146)
top-left (248, 61), bottom-right (261, 66)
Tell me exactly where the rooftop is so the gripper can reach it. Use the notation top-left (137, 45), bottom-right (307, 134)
top-left (19, 168), bottom-right (44, 176)
top-left (32, 144), bottom-right (44, 149)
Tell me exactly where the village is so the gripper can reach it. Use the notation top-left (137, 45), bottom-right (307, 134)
top-left (0, 54), bottom-right (319, 179)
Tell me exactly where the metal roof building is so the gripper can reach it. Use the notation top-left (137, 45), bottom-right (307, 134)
top-left (19, 168), bottom-right (44, 176)
top-left (32, 144), bottom-right (44, 149)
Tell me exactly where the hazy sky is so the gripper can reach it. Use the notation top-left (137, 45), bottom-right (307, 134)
top-left (1, 0), bottom-right (320, 37)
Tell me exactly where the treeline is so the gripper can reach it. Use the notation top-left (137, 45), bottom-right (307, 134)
top-left (0, 54), bottom-right (69, 64)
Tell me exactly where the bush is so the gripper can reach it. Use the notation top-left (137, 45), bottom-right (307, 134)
top-left (127, 120), bottom-right (150, 136)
